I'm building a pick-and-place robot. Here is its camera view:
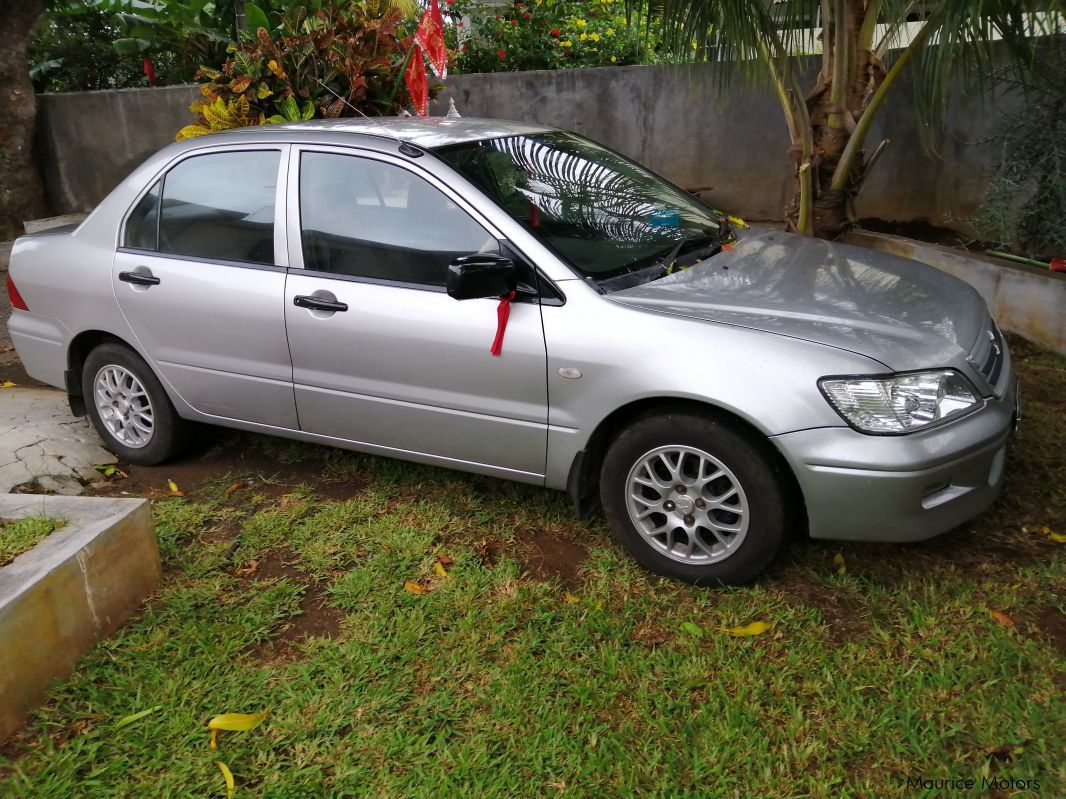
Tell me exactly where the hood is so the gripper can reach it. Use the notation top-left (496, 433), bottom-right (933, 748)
top-left (609, 229), bottom-right (988, 371)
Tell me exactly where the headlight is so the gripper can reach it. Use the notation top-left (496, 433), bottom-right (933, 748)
top-left (819, 370), bottom-right (980, 434)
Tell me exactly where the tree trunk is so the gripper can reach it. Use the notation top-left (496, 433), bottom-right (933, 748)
top-left (0, 0), bottom-right (49, 241)
top-left (788, 0), bottom-right (880, 239)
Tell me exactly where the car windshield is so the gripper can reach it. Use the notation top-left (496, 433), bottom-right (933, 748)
top-left (436, 132), bottom-right (728, 286)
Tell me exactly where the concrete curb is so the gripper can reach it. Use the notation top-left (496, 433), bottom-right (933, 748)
top-left (0, 495), bottom-right (157, 741)
top-left (846, 230), bottom-right (1066, 356)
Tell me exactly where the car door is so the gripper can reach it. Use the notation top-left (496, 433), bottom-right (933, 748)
top-left (113, 146), bottom-right (298, 429)
top-left (284, 147), bottom-right (549, 479)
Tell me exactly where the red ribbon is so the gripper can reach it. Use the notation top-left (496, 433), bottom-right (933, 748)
top-left (491, 291), bottom-right (516, 357)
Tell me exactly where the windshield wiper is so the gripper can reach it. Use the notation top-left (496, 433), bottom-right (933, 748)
top-left (652, 231), bottom-right (715, 275)
top-left (592, 221), bottom-right (735, 293)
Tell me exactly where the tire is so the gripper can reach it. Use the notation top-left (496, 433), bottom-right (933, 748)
top-left (82, 342), bottom-right (186, 465)
top-left (600, 410), bottom-right (790, 586)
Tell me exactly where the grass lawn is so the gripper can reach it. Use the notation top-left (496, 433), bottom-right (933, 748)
top-left (0, 516), bottom-right (61, 567)
top-left (1, 334), bottom-right (1063, 798)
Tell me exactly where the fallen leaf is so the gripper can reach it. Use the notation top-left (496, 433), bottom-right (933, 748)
top-left (94, 464), bottom-right (117, 477)
top-left (224, 481), bottom-right (245, 498)
top-left (563, 592), bottom-right (580, 604)
top-left (437, 555), bottom-right (455, 567)
top-left (0, 381), bottom-right (15, 388)
top-left (115, 705), bottom-right (162, 729)
top-left (0, 345), bottom-right (13, 353)
top-left (1043, 526), bottom-right (1066, 543)
top-left (475, 542), bottom-right (497, 567)
top-left (233, 560), bottom-right (259, 578)
top-left (215, 761), bottom-right (235, 799)
top-left (167, 479), bottom-right (185, 497)
top-left (719, 621), bottom-right (772, 637)
top-left (404, 580), bottom-right (431, 595)
top-left (990, 610), bottom-right (1015, 628)
top-left (207, 710), bottom-right (269, 732)
top-left (833, 552), bottom-right (847, 575)
top-left (681, 621), bottom-right (703, 637)
top-left (433, 560), bottom-right (449, 578)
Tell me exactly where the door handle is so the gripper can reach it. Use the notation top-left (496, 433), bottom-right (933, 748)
top-left (293, 294), bottom-right (348, 312)
top-left (119, 270), bottom-right (160, 286)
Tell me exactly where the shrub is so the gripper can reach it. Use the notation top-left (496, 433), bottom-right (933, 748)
top-left (29, 3), bottom-right (186, 91)
top-left (972, 39), bottom-right (1066, 260)
top-left (448, 0), bottom-right (653, 73)
top-left (179, 0), bottom-right (428, 140)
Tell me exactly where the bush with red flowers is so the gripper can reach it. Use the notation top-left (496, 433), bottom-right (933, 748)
top-left (447, 0), bottom-right (654, 73)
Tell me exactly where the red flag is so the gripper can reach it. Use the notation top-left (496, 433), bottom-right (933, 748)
top-left (415, 0), bottom-right (448, 79)
top-left (491, 292), bottom-right (516, 357)
top-left (403, 42), bottom-right (428, 116)
top-left (142, 56), bottom-right (157, 86)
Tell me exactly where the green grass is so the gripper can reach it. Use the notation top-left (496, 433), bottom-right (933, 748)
top-left (1, 335), bottom-right (1063, 798)
top-left (0, 516), bottom-right (61, 566)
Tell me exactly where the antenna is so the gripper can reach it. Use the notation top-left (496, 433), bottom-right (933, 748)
top-left (312, 78), bottom-right (424, 158)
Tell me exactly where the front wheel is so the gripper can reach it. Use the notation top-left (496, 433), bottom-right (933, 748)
top-left (600, 410), bottom-right (790, 586)
top-left (82, 342), bottom-right (186, 465)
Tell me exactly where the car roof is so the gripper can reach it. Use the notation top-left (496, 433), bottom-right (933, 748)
top-left (210, 116), bottom-right (558, 149)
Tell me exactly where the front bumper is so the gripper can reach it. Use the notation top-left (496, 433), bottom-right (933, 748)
top-left (773, 376), bottom-right (1018, 542)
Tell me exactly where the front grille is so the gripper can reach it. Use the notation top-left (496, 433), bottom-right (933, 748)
top-left (969, 322), bottom-right (1005, 388)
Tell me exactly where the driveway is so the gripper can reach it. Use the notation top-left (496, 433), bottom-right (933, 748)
top-left (1, 285), bottom-right (116, 494)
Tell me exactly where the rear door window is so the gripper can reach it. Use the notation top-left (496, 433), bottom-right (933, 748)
top-left (154, 150), bottom-right (281, 265)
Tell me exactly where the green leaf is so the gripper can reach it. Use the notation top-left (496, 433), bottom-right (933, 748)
top-left (113, 38), bottom-right (150, 55)
top-left (681, 621), bottom-right (703, 638)
top-left (278, 95), bottom-right (299, 120)
top-left (301, 101), bottom-right (315, 120)
top-left (115, 705), bottom-right (162, 730)
top-left (244, 3), bottom-right (270, 34)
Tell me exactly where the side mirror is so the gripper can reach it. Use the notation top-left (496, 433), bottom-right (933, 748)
top-left (447, 253), bottom-right (517, 300)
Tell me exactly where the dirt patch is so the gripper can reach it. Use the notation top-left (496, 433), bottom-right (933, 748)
top-left (236, 548), bottom-right (344, 663)
top-left (1031, 605), bottom-right (1066, 656)
top-left (515, 527), bottom-right (588, 588)
top-left (88, 431), bottom-right (372, 503)
top-left (773, 571), bottom-right (871, 643)
top-left (629, 619), bottom-right (672, 648)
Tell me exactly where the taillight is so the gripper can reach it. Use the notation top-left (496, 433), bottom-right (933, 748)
top-left (6, 274), bottom-right (28, 311)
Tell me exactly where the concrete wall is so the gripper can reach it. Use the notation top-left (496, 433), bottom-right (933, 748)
top-left (38, 84), bottom-right (199, 215)
top-left (440, 60), bottom-right (1009, 230)
top-left (37, 59), bottom-right (1008, 230)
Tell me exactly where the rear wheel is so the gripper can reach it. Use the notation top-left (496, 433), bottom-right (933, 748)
top-left (600, 410), bottom-right (789, 585)
top-left (82, 342), bottom-right (185, 465)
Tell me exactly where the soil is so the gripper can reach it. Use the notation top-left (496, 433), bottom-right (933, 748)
top-left (515, 527), bottom-right (588, 588)
top-left (771, 566), bottom-right (872, 644)
top-left (87, 430), bottom-right (364, 502)
top-left (236, 547), bottom-right (343, 663)
top-left (1032, 605), bottom-right (1066, 656)
top-left (857, 217), bottom-right (979, 249)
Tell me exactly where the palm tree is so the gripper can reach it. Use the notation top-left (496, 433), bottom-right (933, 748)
top-left (631, 0), bottom-right (1063, 238)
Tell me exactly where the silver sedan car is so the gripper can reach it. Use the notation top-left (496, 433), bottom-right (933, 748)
top-left (6, 118), bottom-right (1018, 584)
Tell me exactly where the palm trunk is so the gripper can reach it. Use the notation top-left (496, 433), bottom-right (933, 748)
top-left (0, 0), bottom-right (49, 240)
top-left (791, 0), bottom-right (872, 238)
